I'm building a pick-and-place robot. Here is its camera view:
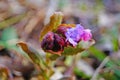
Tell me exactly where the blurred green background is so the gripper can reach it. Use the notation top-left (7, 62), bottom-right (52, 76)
top-left (0, 0), bottom-right (120, 80)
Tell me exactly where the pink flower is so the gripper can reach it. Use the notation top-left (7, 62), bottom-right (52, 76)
top-left (81, 29), bottom-right (92, 41)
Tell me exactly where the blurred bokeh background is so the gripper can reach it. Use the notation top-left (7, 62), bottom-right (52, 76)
top-left (0, 0), bottom-right (120, 80)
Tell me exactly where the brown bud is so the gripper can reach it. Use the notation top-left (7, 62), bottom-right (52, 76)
top-left (56, 24), bottom-right (71, 37)
top-left (41, 32), bottom-right (65, 55)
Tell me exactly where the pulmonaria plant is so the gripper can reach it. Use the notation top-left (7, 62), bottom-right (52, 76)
top-left (41, 24), bottom-right (92, 55)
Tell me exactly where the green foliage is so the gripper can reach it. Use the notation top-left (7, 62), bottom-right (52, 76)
top-left (62, 40), bottom-right (95, 56)
top-left (62, 46), bottom-right (85, 56)
top-left (47, 53), bottom-right (60, 60)
top-left (89, 46), bottom-right (120, 79)
top-left (1, 27), bottom-right (17, 41)
top-left (101, 72), bottom-right (119, 80)
top-left (89, 46), bottom-right (106, 61)
top-left (17, 42), bottom-right (48, 68)
top-left (74, 67), bottom-right (90, 79)
top-left (80, 51), bottom-right (89, 57)
top-left (0, 27), bottom-right (18, 49)
top-left (109, 27), bottom-right (119, 51)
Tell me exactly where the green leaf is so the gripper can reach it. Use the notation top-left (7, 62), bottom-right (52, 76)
top-left (89, 46), bottom-right (106, 61)
top-left (89, 47), bottom-right (120, 77)
top-left (62, 46), bottom-right (85, 56)
top-left (47, 54), bottom-right (60, 60)
top-left (1, 27), bottom-right (17, 41)
top-left (0, 27), bottom-right (19, 49)
top-left (112, 38), bottom-right (119, 51)
top-left (62, 39), bottom-right (95, 56)
top-left (40, 12), bottom-right (63, 41)
top-left (109, 27), bottom-right (119, 51)
top-left (102, 71), bottom-right (119, 80)
top-left (17, 42), bottom-right (48, 68)
top-left (74, 67), bottom-right (90, 79)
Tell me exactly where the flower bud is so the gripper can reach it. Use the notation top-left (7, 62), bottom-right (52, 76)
top-left (41, 32), bottom-right (65, 55)
top-left (41, 32), bottom-right (54, 50)
top-left (56, 24), bottom-right (71, 37)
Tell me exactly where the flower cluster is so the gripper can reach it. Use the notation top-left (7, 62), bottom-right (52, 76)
top-left (65, 24), bottom-right (92, 46)
top-left (41, 24), bottom-right (92, 55)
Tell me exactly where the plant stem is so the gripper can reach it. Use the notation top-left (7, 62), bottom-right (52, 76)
top-left (91, 56), bottom-right (109, 80)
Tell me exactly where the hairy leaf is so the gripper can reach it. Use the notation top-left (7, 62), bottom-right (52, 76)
top-left (62, 39), bottom-right (95, 56)
top-left (40, 12), bottom-right (63, 41)
top-left (17, 42), bottom-right (47, 68)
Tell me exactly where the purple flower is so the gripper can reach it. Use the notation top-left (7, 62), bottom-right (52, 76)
top-left (65, 24), bottom-right (92, 46)
top-left (65, 24), bottom-right (84, 46)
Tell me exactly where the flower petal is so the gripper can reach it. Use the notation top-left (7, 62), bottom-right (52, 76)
top-left (81, 29), bottom-right (92, 41)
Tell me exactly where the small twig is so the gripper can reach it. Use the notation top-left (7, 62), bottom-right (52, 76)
top-left (91, 57), bottom-right (109, 80)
